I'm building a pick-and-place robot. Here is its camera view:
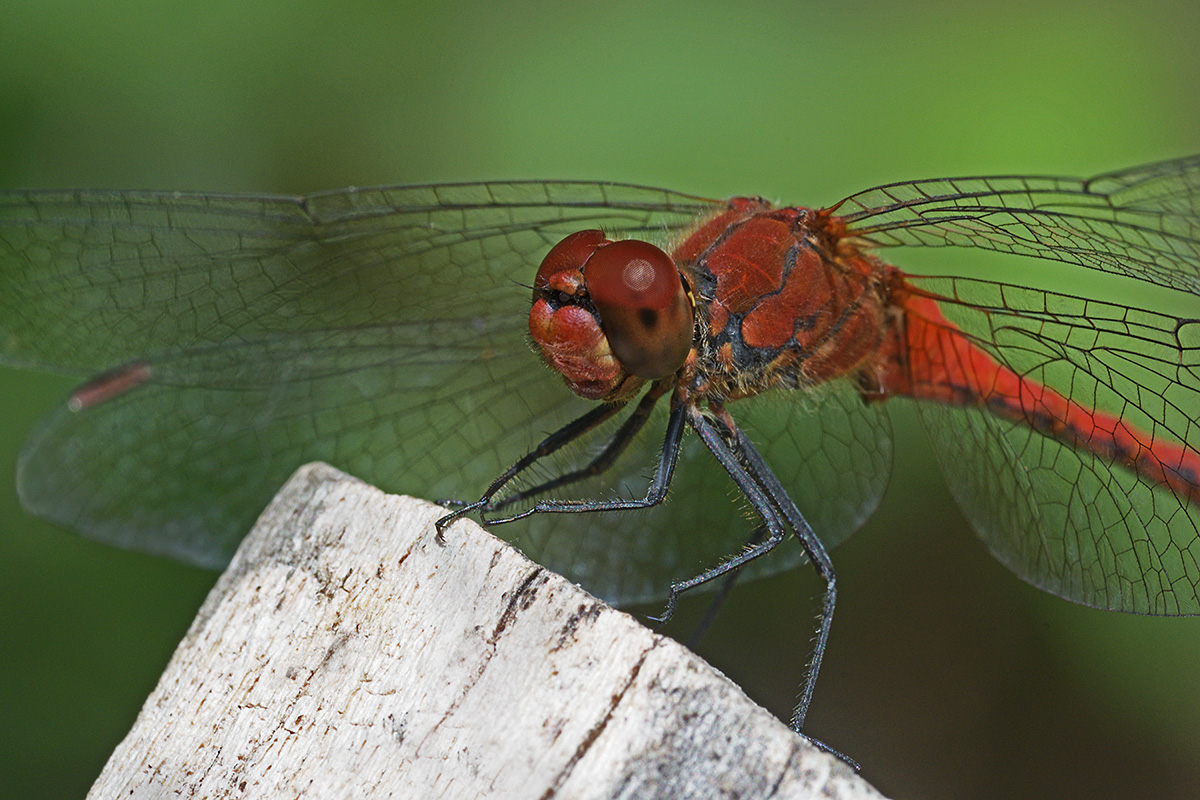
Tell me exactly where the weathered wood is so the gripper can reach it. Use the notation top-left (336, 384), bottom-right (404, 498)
top-left (89, 463), bottom-right (886, 799)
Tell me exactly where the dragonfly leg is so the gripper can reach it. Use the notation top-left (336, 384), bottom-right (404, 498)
top-left (651, 408), bottom-right (791, 625)
top-left (684, 523), bottom-right (766, 649)
top-left (664, 407), bottom-right (844, 761)
top-left (483, 400), bottom-right (688, 526)
top-left (729, 423), bottom-right (837, 738)
top-left (434, 401), bottom-right (626, 541)
top-left (481, 383), bottom-right (665, 514)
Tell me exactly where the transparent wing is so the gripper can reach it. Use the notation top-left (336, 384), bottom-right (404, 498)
top-left (15, 334), bottom-right (888, 605)
top-left (0, 182), bottom-right (718, 372)
top-left (735, 381), bottom-right (893, 561)
top-left (5, 182), bottom-right (765, 604)
top-left (905, 276), bottom-right (1200, 614)
top-left (837, 154), bottom-right (1200, 295)
top-left (16, 323), bottom-right (590, 566)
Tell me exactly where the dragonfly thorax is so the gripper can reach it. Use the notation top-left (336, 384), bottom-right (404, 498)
top-left (677, 204), bottom-right (894, 403)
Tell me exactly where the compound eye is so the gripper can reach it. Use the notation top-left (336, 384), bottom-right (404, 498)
top-left (583, 239), bottom-right (694, 379)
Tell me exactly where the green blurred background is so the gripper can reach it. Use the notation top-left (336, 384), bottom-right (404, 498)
top-left (2, 1), bottom-right (1198, 797)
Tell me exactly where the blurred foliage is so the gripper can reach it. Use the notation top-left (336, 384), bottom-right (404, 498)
top-left (1, 0), bottom-right (1198, 797)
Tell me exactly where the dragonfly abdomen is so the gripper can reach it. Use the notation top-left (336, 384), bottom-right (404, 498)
top-left (876, 282), bottom-right (1200, 507)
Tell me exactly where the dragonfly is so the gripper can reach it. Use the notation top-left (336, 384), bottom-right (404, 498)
top-left (1, 156), bottom-right (1198, 757)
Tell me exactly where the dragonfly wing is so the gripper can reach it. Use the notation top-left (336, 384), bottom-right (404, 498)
top-left (17, 310), bottom-right (752, 605)
top-left (4, 182), bottom-right (734, 602)
top-left (733, 380), bottom-right (893, 569)
top-left (0, 181), bottom-right (720, 373)
top-left (16, 322), bottom-right (592, 567)
top-left (839, 153), bottom-right (1200, 295)
top-left (907, 276), bottom-right (1200, 614)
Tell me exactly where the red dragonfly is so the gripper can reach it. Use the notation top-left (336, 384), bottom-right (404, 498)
top-left (2, 156), bottom-right (1198, 755)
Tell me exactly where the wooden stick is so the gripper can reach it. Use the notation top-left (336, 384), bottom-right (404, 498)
top-left (89, 463), bottom-right (886, 799)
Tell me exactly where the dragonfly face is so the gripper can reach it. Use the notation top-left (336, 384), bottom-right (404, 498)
top-left (529, 228), bottom-right (693, 401)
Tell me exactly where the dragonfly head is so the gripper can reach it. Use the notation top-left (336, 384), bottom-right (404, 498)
top-left (529, 229), bottom-right (694, 401)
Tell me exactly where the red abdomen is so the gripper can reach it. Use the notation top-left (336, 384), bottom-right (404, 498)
top-left (874, 281), bottom-right (1200, 506)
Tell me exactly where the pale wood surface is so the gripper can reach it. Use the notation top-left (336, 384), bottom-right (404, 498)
top-left (89, 463), bottom-right (886, 799)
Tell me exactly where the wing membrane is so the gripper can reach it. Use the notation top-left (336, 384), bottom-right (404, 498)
top-left (0, 182), bottom-right (719, 373)
top-left (905, 275), bottom-right (1200, 613)
top-left (4, 182), bottom-right (735, 602)
top-left (837, 154), bottom-right (1200, 295)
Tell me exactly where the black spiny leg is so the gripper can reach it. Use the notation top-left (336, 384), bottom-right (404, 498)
top-left (483, 397), bottom-right (688, 526)
top-left (686, 523), bottom-right (766, 649)
top-left (434, 401), bottom-right (626, 540)
top-left (731, 423), bottom-right (837, 737)
top-left (481, 383), bottom-right (666, 517)
top-left (654, 406), bottom-right (850, 767)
